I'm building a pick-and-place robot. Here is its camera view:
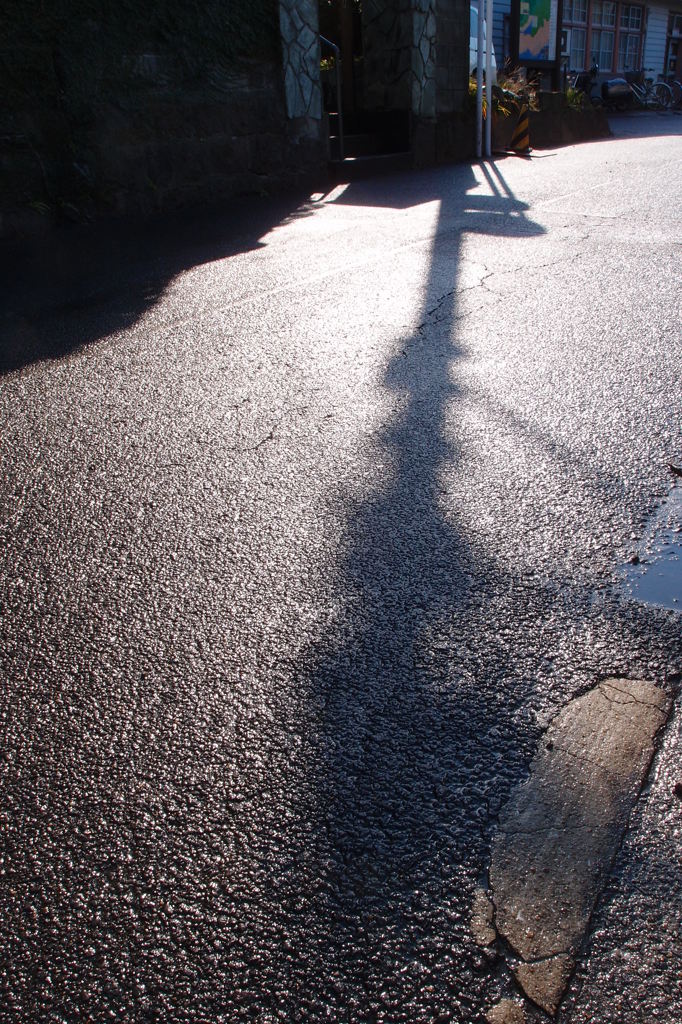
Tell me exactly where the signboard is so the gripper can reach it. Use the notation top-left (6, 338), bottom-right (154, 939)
top-left (517, 0), bottom-right (559, 62)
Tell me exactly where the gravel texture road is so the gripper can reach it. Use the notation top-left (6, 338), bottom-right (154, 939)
top-left (1, 113), bottom-right (681, 1023)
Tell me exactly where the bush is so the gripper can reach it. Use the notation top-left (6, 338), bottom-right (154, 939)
top-left (468, 66), bottom-right (539, 119)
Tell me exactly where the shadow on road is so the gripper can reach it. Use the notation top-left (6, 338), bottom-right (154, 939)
top-left (248, 165), bottom-right (549, 1018)
top-left (3, 155), bottom-right (680, 1021)
top-left (0, 192), bottom-right (315, 375)
top-left (606, 110), bottom-right (682, 141)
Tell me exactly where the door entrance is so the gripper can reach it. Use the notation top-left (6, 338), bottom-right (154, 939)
top-left (318, 0), bottom-right (411, 165)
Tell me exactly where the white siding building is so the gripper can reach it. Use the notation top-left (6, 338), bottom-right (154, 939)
top-left (501, 0), bottom-right (682, 79)
top-left (644, 4), bottom-right (675, 76)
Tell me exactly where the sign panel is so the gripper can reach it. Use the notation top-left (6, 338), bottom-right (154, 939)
top-left (518, 0), bottom-right (559, 62)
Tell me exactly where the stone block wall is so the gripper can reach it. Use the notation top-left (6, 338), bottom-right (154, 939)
top-left (412, 0), bottom-right (437, 119)
top-left (0, 0), bottom-right (325, 238)
top-left (435, 0), bottom-right (470, 116)
top-left (362, 0), bottom-right (414, 111)
top-left (280, 0), bottom-right (323, 119)
top-left (410, 0), bottom-right (472, 164)
top-left (358, 0), bottom-right (472, 163)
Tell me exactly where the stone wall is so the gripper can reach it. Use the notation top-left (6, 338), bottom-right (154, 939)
top-left (0, 0), bottom-right (325, 239)
top-left (362, 0), bottom-right (414, 111)
top-left (280, 0), bottom-right (323, 120)
top-left (411, 0), bottom-right (437, 119)
top-left (435, 0), bottom-right (470, 116)
top-left (358, 0), bottom-right (472, 163)
top-left (432, 0), bottom-right (475, 163)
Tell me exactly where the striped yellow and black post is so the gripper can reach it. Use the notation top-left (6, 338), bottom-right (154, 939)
top-left (509, 103), bottom-right (532, 156)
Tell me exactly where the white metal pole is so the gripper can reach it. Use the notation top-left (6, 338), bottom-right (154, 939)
top-left (485, 0), bottom-right (493, 157)
top-left (476, 4), bottom-right (484, 159)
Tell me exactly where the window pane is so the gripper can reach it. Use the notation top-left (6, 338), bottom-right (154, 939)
top-left (591, 29), bottom-right (614, 68)
top-left (566, 0), bottom-right (587, 22)
top-left (600, 30), bottom-right (614, 67)
top-left (590, 29), bottom-right (601, 65)
top-left (620, 5), bottom-right (642, 30)
top-left (618, 32), bottom-right (639, 69)
top-left (627, 34), bottom-right (639, 67)
top-left (594, 1), bottom-right (616, 27)
top-left (570, 27), bottom-right (586, 67)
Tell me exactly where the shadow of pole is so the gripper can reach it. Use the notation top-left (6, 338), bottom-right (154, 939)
top-left (254, 166), bottom-right (548, 1018)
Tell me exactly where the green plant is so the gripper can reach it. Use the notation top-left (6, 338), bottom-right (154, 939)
top-left (27, 200), bottom-right (52, 216)
top-left (491, 85), bottom-right (519, 117)
top-left (468, 77), bottom-right (488, 117)
top-left (468, 68), bottom-right (539, 119)
top-left (564, 85), bottom-right (586, 111)
top-left (496, 68), bottom-right (539, 111)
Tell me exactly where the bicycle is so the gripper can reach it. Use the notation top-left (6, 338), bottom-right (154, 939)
top-left (667, 78), bottom-right (682, 110)
top-left (625, 70), bottom-right (673, 110)
top-left (567, 64), bottom-right (634, 110)
top-left (568, 64), bottom-right (603, 106)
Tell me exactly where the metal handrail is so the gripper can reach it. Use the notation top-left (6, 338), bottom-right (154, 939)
top-left (320, 35), bottom-right (344, 161)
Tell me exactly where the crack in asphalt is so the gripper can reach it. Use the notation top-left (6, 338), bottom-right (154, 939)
top-left (497, 823), bottom-right (595, 837)
top-left (546, 743), bottom-right (609, 770)
top-left (417, 271), bottom-right (502, 333)
top-left (599, 680), bottom-right (670, 711)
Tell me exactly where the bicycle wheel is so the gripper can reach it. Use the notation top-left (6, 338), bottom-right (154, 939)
top-left (654, 83), bottom-right (673, 109)
top-left (630, 84), bottom-right (646, 108)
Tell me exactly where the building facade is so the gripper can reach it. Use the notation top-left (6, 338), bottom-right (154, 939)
top-left (2, 0), bottom-right (475, 237)
top-left (491, 0), bottom-right (682, 78)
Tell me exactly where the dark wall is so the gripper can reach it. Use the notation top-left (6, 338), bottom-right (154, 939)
top-left (432, 0), bottom-right (474, 162)
top-left (0, 1), bottom-right (325, 237)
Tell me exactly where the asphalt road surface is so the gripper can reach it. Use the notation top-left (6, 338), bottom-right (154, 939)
top-left (1, 113), bottom-right (681, 1023)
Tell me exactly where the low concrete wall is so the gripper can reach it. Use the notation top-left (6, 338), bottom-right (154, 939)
top-left (529, 92), bottom-right (611, 148)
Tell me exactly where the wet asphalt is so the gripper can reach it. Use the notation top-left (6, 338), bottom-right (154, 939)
top-left (1, 113), bottom-right (681, 1023)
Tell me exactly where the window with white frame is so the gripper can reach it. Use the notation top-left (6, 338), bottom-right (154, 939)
top-left (590, 1), bottom-right (616, 69)
top-left (564, 0), bottom-right (588, 69)
top-left (591, 29), bottom-right (614, 68)
top-left (592, 1), bottom-right (616, 27)
top-left (570, 28), bottom-right (587, 68)
top-left (618, 5), bottom-right (643, 71)
top-left (565, 0), bottom-right (588, 23)
top-left (620, 4), bottom-right (642, 30)
top-left (618, 31), bottom-right (640, 69)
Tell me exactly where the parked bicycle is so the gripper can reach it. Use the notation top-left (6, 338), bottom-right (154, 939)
top-left (568, 64), bottom-right (603, 106)
top-left (667, 77), bottom-right (682, 110)
top-left (568, 64), bottom-right (635, 111)
top-left (625, 70), bottom-right (672, 110)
